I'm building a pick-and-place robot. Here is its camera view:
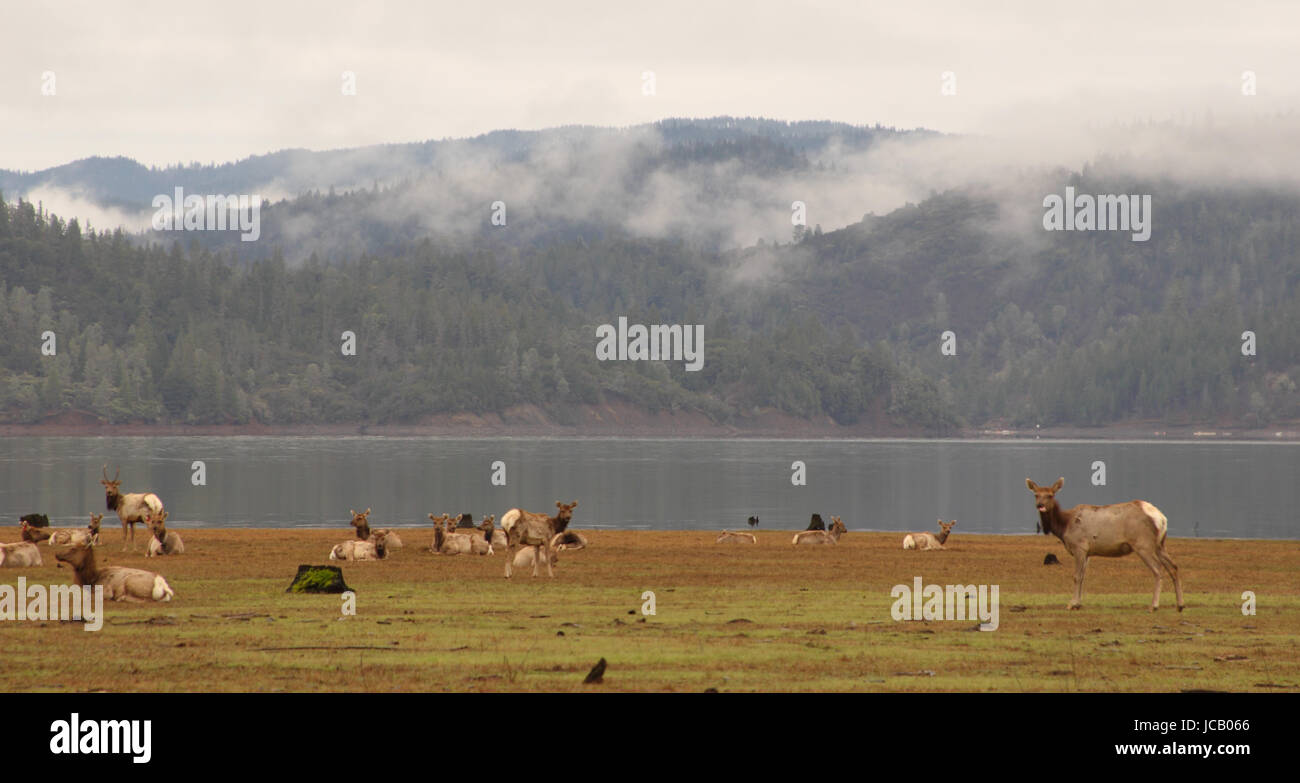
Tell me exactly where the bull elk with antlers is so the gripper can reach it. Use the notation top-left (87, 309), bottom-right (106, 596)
top-left (100, 465), bottom-right (164, 552)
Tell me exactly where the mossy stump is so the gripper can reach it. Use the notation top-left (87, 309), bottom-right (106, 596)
top-left (286, 565), bottom-right (353, 594)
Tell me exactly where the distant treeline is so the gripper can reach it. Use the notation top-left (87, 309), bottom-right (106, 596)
top-left (0, 173), bottom-right (1296, 431)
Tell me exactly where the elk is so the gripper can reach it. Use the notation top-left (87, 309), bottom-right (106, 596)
top-left (478, 515), bottom-right (507, 551)
top-left (716, 530), bottom-right (757, 544)
top-left (329, 530), bottom-right (389, 561)
top-left (351, 508), bottom-right (403, 549)
top-left (793, 516), bottom-right (846, 545)
top-left (552, 530), bottom-right (588, 551)
top-left (100, 465), bottom-right (164, 552)
top-left (0, 541), bottom-right (43, 568)
top-left (430, 518), bottom-right (492, 555)
top-left (55, 542), bottom-right (174, 601)
top-left (499, 501), bottom-right (578, 578)
top-left (31, 514), bottom-right (103, 547)
top-left (1026, 477), bottom-right (1184, 612)
top-left (145, 511), bottom-right (185, 557)
top-left (903, 520), bottom-right (956, 551)
top-left (806, 514), bottom-right (826, 531)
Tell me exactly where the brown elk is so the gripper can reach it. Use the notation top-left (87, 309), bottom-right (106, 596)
top-left (350, 508), bottom-right (372, 539)
top-left (55, 542), bottom-right (174, 601)
top-left (716, 530), bottom-right (757, 544)
top-left (0, 541), bottom-right (43, 567)
top-left (329, 530), bottom-right (389, 561)
top-left (145, 511), bottom-right (185, 557)
top-left (100, 465), bottom-right (164, 552)
top-left (33, 514), bottom-right (104, 547)
top-left (793, 516), bottom-right (846, 545)
top-left (1026, 477), bottom-right (1184, 612)
top-left (499, 501), bottom-right (578, 578)
top-left (430, 516), bottom-right (492, 555)
top-left (903, 520), bottom-right (956, 551)
top-left (351, 508), bottom-right (402, 549)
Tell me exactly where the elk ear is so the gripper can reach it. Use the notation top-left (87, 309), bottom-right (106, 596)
top-left (1025, 478), bottom-right (1038, 491)
top-left (1051, 477), bottom-right (1064, 492)
top-left (364, 507), bottom-right (371, 515)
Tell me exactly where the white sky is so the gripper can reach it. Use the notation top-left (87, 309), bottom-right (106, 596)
top-left (1, 0), bottom-right (1297, 171)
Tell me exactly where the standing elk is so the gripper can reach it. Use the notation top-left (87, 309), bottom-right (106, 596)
top-left (499, 501), bottom-right (578, 578)
top-left (903, 520), bottom-right (956, 551)
top-left (100, 465), bottom-right (164, 552)
top-left (793, 516), bottom-right (846, 545)
top-left (1026, 477), bottom-right (1185, 612)
top-left (145, 511), bottom-right (185, 557)
top-left (55, 542), bottom-right (174, 601)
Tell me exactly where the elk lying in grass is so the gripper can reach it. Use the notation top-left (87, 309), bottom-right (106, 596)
top-left (55, 542), bottom-right (174, 601)
top-left (1027, 477), bottom-right (1185, 612)
top-left (27, 514), bottom-right (103, 547)
top-left (903, 520), bottom-right (956, 551)
top-left (145, 511), bottom-right (185, 557)
top-left (329, 530), bottom-right (390, 561)
top-left (716, 530), bottom-right (757, 544)
top-left (101, 465), bottom-right (164, 552)
top-left (0, 541), bottom-right (43, 567)
top-left (430, 516), bottom-right (493, 556)
top-left (499, 501), bottom-right (578, 578)
top-left (793, 516), bottom-right (846, 545)
top-left (478, 515), bottom-right (507, 551)
top-left (552, 530), bottom-right (587, 550)
top-left (349, 508), bottom-right (403, 549)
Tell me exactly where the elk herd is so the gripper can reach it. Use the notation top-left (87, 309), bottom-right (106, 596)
top-left (3, 462), bottom-right (1190, 612)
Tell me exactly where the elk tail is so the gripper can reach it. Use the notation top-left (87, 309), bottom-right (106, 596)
top-left (153, 576), bottom-right (174, 602)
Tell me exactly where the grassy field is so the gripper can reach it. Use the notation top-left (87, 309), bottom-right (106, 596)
top-left (1, 527), bottom-right (1296, 692)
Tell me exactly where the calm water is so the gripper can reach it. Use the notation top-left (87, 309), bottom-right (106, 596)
top-left (0, 437), bottom-right (1296, 539)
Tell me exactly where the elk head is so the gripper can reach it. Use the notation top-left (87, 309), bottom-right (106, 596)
top-left (88, 513), bottom-right (103, 533)
top-left (55, 542), bottom-right (93, 572)
top-left (350, 508), bottom-right (372, 538)
top-left (554, 501), bottom-right (578, 531)
top-left (830, 516), bottom-right (846, 536)
top-left (101, 465), bottom-right (122, 509)
top-left (148, 510), bottom-right (170, 540)
top-left (1026, 478), bottom-right (1064, 534)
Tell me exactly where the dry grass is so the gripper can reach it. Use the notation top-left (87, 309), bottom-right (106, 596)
top-left (1, 527), bottom-right (1296, 692)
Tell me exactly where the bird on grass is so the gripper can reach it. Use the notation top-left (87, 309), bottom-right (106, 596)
top-left (584, 658), bottom-right (607, 684)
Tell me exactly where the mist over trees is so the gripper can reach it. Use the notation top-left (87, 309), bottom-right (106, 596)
top-left (0, 120), bottom-right (1295, 433)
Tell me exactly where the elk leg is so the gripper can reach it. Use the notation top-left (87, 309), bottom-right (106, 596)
top-left (545, 544), bottom-right (555, 578)
top-left (531, 546), bottom-right (540, 577)
top-left (504, 544), bottom-right (514, 578)
top-left (1157, 548), bottom-right (1185, 611)
top-left (1069, 554), bottom-right (1088, 609)
top-left (1135, 549), bottom-right (1163, 611)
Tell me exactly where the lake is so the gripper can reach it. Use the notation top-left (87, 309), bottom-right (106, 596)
top-left (1, 437), bottom-right (1296, 539)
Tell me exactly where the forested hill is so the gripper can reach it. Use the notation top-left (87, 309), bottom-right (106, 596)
top-left (0, 158), bottom-right (1297, 432)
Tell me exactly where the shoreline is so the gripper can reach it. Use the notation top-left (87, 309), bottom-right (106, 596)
top-left (2, 421), bottom-right (1297, 441)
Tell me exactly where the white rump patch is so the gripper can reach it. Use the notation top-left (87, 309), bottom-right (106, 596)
top-left (1138, 501), bottom-right (1168, 540)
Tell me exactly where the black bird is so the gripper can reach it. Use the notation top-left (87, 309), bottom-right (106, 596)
top-left (747, 516), bottom-right (759, 529)
top-left (1043, 553), bottom-right (1061, 566)
top-left (584, 658), bottom-right (607, 684)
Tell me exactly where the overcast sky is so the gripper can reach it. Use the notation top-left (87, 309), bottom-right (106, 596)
top-left (1, 0), bottom-right (1297, 171)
